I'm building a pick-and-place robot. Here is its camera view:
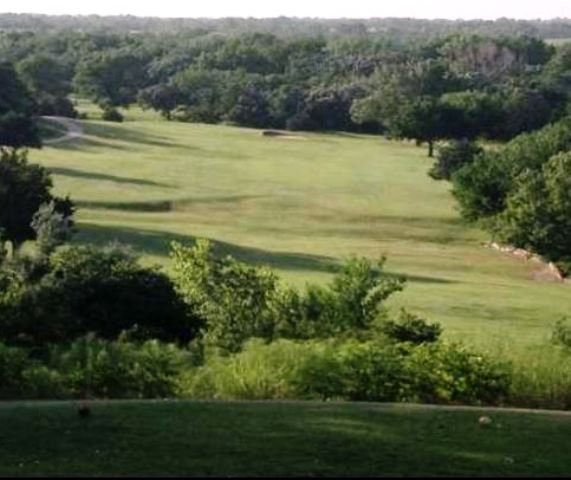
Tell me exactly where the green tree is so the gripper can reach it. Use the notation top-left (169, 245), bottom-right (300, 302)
top-left (0, 149), bottom-right (74, 250)
top-left (0, 62), bottom-right (40, 149)
top-left (74, 51), bottom-right (148, 108)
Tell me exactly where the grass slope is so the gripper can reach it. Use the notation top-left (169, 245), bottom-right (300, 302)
top-left (0, 400), bottom-right (569, 476)
top-left (31, 107), bottom-right (571, 349)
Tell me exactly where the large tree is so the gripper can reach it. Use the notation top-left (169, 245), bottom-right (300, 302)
top-left (0, 62), bottom-right (40, 149)
top-left (0, 149), bottom-right (74, 250)
top-left (74, 51), bottom-right (148, 108)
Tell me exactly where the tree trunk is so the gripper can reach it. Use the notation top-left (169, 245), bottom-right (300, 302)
top-left (428, 140), bottom-right (434, 158)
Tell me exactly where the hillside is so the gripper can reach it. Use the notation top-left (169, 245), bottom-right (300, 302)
top-left (30, 109), bottom-right (571, 350)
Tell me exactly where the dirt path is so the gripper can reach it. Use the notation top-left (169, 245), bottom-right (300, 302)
top-left (41, 116), bottom-right (84, 145)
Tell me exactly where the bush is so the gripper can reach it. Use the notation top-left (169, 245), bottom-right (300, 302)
top-left (21, 366), bottom-right (68, 399)
top-left (452, 117), bottom-right (571, 221)
top-left (503, 344), bottom-right (571, 410)
top-left (102, 107), bottom-right (124, 122)
top-left (181, 337), bottom-right (512, 406)
top-left (48, 336), bottom-right (192, 399)
top-left (0, 244), bottom-right (200, 346)
top-left (403, 342), bottom-right (512, 405)
top-left (180, 338), bottom-right (314, 400)
top-left (171, 240), bottom-right (405, 352)
top-left (552, 317), bottom-right (571, 348)
top-left (429, 140), bottom-right (483, 181)
top-left (492, 152), bottom-right (571, 267)
top-left (378, 310), bottom-right (442, 344)
top-left (0, 343), bottom-right (32, 398)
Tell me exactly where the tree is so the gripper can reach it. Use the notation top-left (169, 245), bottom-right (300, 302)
top-left (16, 54), bottom-right (76, 117)
top-left (74, 51), bottom-right (148, 108)
top-left (390, 96), bottom-right (465, 157)
top-left (494, 152), bottom-right (571, 272)
top-left (0, 62), bottom-right (40, 149)
top-left (0, 149), bottom-right (74, 250)
top-left (31, 201), bottom-right (76, 256)
top-left (138, 84), bottom-right (181, 120)
top-left (429, 139), bottom-right (483, 181)
top-left (0, 245), bottom-right (200, 347)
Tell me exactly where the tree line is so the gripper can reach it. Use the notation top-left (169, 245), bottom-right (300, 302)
top-left (1, 27), bottom-right (570, 155)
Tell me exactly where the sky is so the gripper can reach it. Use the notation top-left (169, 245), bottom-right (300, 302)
top-left (2, 0), bottom-right (570, 20)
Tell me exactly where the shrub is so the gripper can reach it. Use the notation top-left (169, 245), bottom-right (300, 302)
top-left (102, 107), bottom-right (124, 122)
top-left (180, 338), bottom-right (313, 400)
top-left (0, 342), bottom-right (32, 398)
top-left (503, 344), bottom-right (571, 410)
top-left (21, 366), bottom-right (68, 399)
top-left (492, 152), bottom-right (571, 267)
top-left (378, 310), bottom-right (442, 344)
top-left (403, 342), bottom-right (512, 405)
top-left (452, 117), bottom-right (571, 221)
top-left (171, 240), bottom-right (405, 352)
top-left (48, 336), bottom-right (191, 399)
top-left (1, 244), bottom-right (200, 346)
top-left (552, 317), bottom-right (571, 348)
top-left (429, 140), bottom-right (483, 181)
top-left (181, 337), bottom-right (511, 406)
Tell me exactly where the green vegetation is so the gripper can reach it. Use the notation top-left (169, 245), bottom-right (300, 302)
top-left (0, 401), bottom-right (570, 476)
top-left (29, 110), bottom-right (571, 349)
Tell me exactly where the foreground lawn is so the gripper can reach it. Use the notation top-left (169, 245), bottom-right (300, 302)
top-left (0, 400), bottom-right (569, 477)
top-left (31, 108), bottom-right (571, 349)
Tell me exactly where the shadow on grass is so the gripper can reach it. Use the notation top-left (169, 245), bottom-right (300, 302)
top-left (50, 167), bottom-right (172, 188)
top-left (76, 194), bottom-right (269, 213)
top-left (46, 121), bottom-right (190, 151)
top-left (76, 223), bottom-right (340, 274)
top-left (75, 223), bottom-right (456, 284)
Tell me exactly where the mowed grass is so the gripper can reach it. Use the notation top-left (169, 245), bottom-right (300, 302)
top-left (0, 400), bottom-right (569, 477)
top-left (30, 107), bottom-right (571, 349)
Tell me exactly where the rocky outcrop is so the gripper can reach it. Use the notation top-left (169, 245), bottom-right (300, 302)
top-left (485, 242), bottom-right (566, 282)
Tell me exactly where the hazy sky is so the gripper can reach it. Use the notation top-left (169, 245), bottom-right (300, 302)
top-left (2, 0), bottom-right (570, 20)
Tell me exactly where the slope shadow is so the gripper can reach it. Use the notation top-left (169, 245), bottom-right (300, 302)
top-left (76, 223), bottom-right (456, 284)
top-left (75, 194), bottom-right (269, 213)
top-left (46, 121), bottom-right (190, 151)
top-left (76, 223), bottom-right (340, 274)
top-left (50, 167), bottom-right (172, 188)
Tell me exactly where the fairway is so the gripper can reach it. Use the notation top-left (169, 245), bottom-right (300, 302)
top-left (31, 109), bottom-right (571, 349)
top-left (0, 400), bottom-right (569, 476)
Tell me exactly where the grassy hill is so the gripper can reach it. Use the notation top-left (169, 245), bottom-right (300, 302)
top-left (0, 400), bottom-right (569, 476)
top-left (31, 108), bottom-right (571, 349)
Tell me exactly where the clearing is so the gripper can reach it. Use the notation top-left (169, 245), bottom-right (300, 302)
top-left (30, 107), bottom-right (571, 349)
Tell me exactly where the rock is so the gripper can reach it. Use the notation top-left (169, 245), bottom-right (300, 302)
top-left (478, 416), bottom-right (493, 427)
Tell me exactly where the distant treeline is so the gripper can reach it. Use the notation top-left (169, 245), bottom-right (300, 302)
top-left (0, 14), bottom-right (570, 39)
top-left (2, 25), bottom-right (570, 147)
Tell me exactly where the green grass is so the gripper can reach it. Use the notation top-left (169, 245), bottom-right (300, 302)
top-left (0, 400), bottom-right (569, 476)
top-left (29, 106), bottom-right (571, 350)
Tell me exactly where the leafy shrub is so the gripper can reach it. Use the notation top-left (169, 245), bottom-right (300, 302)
top-left (492, 152), bottom-right (571, 267)
top-left (403, 342), bottom-right (512, 405)
top-left (171, 240), bottom-right (405, 352)
top-left (21, 366), bottom-right (68, 399)
top-left (552, 317), bottom-right (571, 348)
top-left (0, 342), bottom-right (32, 398)
top-left (48, 336), bottom-right (192, 399)
top-left (181, 337), bottom-right (511, 406)
top-left (0, 244), bottom-right (200, 346)
top-left (102, 107), bottom-right (124, 122)
top-left (378, 310), bottom-right (442, 344)
top-left (180, 338), bottom-right (314, 400)
top-left (452, 117), bottom-right (571, 221)
top-left (429, 140), bottom-right (483, 181)
top-left (505, 345), bottom-right (571, 410)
